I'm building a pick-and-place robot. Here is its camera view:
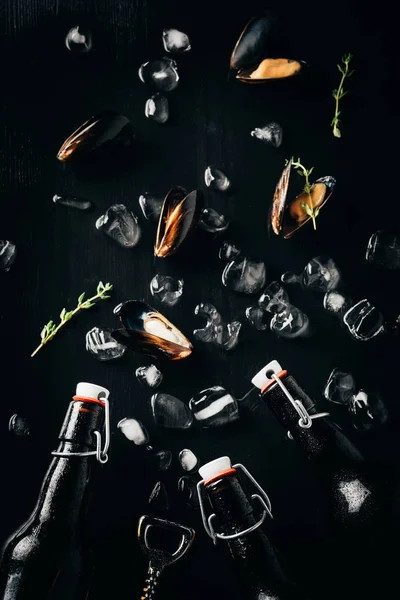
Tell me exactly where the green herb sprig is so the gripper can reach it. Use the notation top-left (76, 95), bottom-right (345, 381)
top-left (332, 53), bottom-right (354, 138)
top-left (286, 157), bottom-right (318, 230)
top-left (31, 281), bottom-right (113, 357)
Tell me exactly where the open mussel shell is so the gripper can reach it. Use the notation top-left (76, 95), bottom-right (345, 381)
top-left (271, 168), bottom-right (336, 238)
top-left (237, 58), bottom-right (305, 83)
top-left (154, 186), bottom-right (204, 258)
top-left (112, 300), bottom-right (193, 360)
top-left (57, 111), bottom-right (132, 162)
top-left (230, 13), bottom-right (273, 71)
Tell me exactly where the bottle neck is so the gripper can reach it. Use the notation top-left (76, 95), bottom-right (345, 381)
top-left (261, 374), bottom-right (364, 467)
top-left (205, 472), bottom-right (257, 534)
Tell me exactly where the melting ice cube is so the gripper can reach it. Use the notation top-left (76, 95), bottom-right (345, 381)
top-left (258, 281), bottom-right (290, 314)
top-left (65, 25), bottom-right (92, 53)
top-left (162, 28), bottom-right (191, 53)
top-left (204, 166), bottom-right (231, 191)
top-left (365, 230), bottom-right (400, 270)
top-left (270, 305), bottom-right (309, 339)
top-left (179, 448), bottom-right (199, 472)
top-left (85, 327), bottom-right (126, 361)
top-left (323, 368), bottom-right (356, 405)
top-left (117, 418), bottom-right (149, 445)
top-left (193, 302), bottom-right (241, 351)
top-left (250, 122), bottom-right (283, 147)
top-left (145, 94), bottom-right (169, 124)
top-left (139, 58), bottom-right (179, 92)
top-left (282, 256), bottom-right (340, 292)
top-left (349, 390), bottom-right (388, 431)
top-left (138, 193), bottom-right (164, 222)
top-left (189, 386), bottom-right (239, 427)
top-left (53, 194), bottom-right (92, 211)
top-left (199, 208), bottom-right (230, 233)
top-left (150, 274), bottom-right (184, 306)
top-left (151, 393), bottom-right (193, 429)
top-left (219, 241), bottom-right (241, 261)
top-left (9, 414), bottom-right (30, 436)
top-left (135, 364), bottom-right (163, 388)
top-left (148, 481), bottom-right (169, 510)
top-left (245, 305), bottom-right (270, 330)
top-left (146, 449), bottom-right (173, 471)
top-left (0, 240), bottom-right (17, 271)
top-left (323, 291), bottom-right (353, 318)
top-left (343, 299), bottom-right (385, 341)
top-left (222, 257), bottom-right (266, 294)
top-left (178, 476), bottom-right (199, 509)
top-left (96, 204), bottom-right (141, 248)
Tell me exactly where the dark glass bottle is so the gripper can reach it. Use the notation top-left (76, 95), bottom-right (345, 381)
top-left (252, 360), bottom-right (393, 532)
top-left (0, 382), bottom-right (110, 600)
top-left (198, 457), bottom-right (307, 600)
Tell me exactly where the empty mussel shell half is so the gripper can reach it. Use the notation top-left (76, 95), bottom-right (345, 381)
top-left (230, 13), bottom-right (273, 71)
top-left (237, 58), bottom-right (304, 83)
top-left (112, 300), bottom-right (193, 360)
top-left (154, 186), bottom-right (203, 258)
top-left (271, 164), bottom-right (336, 238)
top-left (57, 111), bottom-right (132, 162)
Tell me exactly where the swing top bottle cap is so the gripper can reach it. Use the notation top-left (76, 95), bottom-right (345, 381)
top-left (76, 382), bottom-right (110, 401)
top-left (251, 360), bottom-right (284, 390)
top-left (199, 456), bottom-right (233, 483)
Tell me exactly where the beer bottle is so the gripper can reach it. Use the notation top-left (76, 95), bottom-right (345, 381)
top-left (252, 360), bottom-right (393, 532)
top-left (0, 382), bottom-right (110, 600)
top-left (197, 456), bottom-right (307, 600)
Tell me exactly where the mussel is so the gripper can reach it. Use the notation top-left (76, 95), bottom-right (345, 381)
top-left (154, 187), bottom-right (203, 258)
top-left (237, 58), bottom-right (304, 83)
top-left (230, 14), bottom-right (273, 71)
top-left (112, 300), bottom-right (193, 360)
top-left (271, 161), bottom-right (335, 238)
top-left (57, 111), bottom-right (132, 162)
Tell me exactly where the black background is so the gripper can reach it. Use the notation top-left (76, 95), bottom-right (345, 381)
top-left (0, 1), bottom-right (399, 598)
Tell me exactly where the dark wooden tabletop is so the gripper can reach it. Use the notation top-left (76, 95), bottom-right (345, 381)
top-left (1, 1), bottom-right (399, 598)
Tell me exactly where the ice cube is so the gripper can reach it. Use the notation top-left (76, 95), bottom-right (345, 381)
top-left (343, 299), bottom-right (385, 341)
top-left (193, 302), bottom-right (241, 351)
top-left (145, 94), bottom-right (169, 124)
top-left (222, 257), bottom-right (266, 294)
top-left (178, 476), bottom-right (199, 509)
top-left (151, 393), bottom-right (193, 429)
top-left (138, 193), bottom-right (164, 222)
top-left (245, 305), bottom-right (269, 330)
top-left (189, 386), bottom-right (239, 427)
top-left (219, 241), bottom-right (241, 261)
top-left (146, 449), bottom-right (173, 471)
top-left (0, 240), bottom-right (17, 271)
top-left (53, 194), bottom-right (92, 211)
top-left (65, 25), bottom-right (92, 53)
top-left (204, 166), bottom-right (231, 191)
top-left (96, 204), bottom-right (141, 248)
top-left (365, 230), bottom-right (400, 270)
top-left (199, 208), bottom-right (230, 233)
top-left (258, 281), bottom-right (290, 314)
top-left (117, 418), bottom-right (149, 445)
top-left (251, 122), bottom-right (283, 148)
top-left (179, 448), bottom-right (199, 472)
top-left (323, 368), bottom-right (356, 405)
top-left (148, 481), bottom-right (169, 510)
top-left (138, 58), bottom-right (179, 92)
top-left (270, 304), bottom-right (309, 338)
top-left (150, 274), bottom-right (184, 306)
top-left (323, 291), bottom-right (353, 317)
top-left (9, 414), bottom-right (30, 436)
top-left (283, 256), bottom-right (340, 292)
top-left (135, 364), bottom-right (163, 388)
top-left (162, 28), bottom-right (191, 53)
top-left (85, 327), bottom-right (126, 361)
top-left (349, 390), bottom-right (388, 431)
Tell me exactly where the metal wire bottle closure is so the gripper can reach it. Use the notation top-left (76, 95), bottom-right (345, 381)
top-left (197, 463), bottom-right (273, 545)
top-left (269, 373), bottom-right (329, 437)
top-left (51, 397), bottom-right (110, 464)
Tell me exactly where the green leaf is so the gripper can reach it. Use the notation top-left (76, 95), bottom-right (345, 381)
top-left (347, 70), bottom-right (355, 77)
top-left (78, 292), bottom-right (85, 305)
top-left (40, 326), bottom-right (47, 341)
top-left (296, 169), bottom-right (304, 177)
top-left (337, 64), bottom-right (344, 74)
top-left (300, 201), bottom-right (312, 217)
top-left (307, 167), bottom-right (314, 175)
top-left (97, 281), bottom-right (104, 294)
top-left (313, 207), bottom-right (320, 218)
top-left (65, 311), bottom-right (74, 320)
top-left (333, 127), bottom-right (341, 138)
top-left (101, 295), bottom-right (111, 300)
top-left (60, 308), bottom-right (66, 320)
top-left (83, 302), bottom-right (96, 309)
top-left (47, 320), bottom-right (54, 328)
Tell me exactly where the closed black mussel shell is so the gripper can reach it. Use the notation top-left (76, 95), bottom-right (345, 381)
top-left (230, 13), bottom-right (274, 71)
top-left (57, 110), bottom-right (132, 162)
top-left (112, 300), bottom-right (193, 361)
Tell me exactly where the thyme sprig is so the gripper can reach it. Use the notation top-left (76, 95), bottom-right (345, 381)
top-left (332, 53), bottom-right (354, 138)
top-left (286, 157), bottom-right (318, 230)
top-left (31, 281), bottom-right (113, 357)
